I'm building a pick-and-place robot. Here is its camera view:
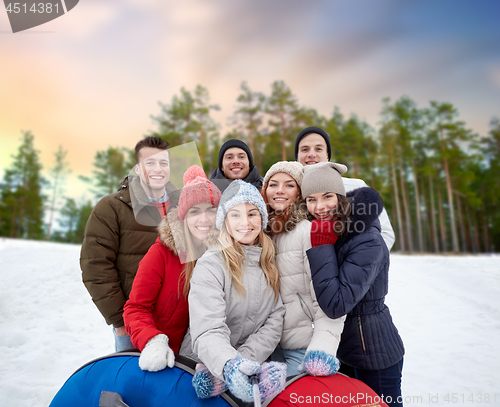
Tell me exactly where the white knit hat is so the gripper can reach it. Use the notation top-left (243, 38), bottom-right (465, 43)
top-left (263, 161), bottom-right (304, 188)
top-left (215, 180), bottom-right (268, 230)
top-left (301, 162), bottom-right (348, 199)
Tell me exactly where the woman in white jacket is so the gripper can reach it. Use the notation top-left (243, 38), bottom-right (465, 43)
top-left (262, 161), bottom-right (345, 377)
top-left (188, 180), bottom-right (287, 403)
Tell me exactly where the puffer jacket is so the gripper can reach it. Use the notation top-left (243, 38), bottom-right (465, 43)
top-left (307, 187), bottom-right (404, 371)
top-left (270, 204), bottom-right (345, 356)
top-left (123, 208), bottom-right (189, 352)
top-left (80, 177), bottom-right (179, 328)
top-left (189, 231), bottom-right (285, 379)
top-left (209, 166), bottom-right (264, 192)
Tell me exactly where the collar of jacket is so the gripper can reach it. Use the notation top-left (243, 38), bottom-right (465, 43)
top-left (266, 199), bottom-right (309, 234)
top-left (335, 187), bottom-right (384, 247)
top-left (209, 166), bottom-right (263, 190)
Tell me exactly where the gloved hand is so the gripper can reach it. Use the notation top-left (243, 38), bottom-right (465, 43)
top-left (192, 363), bottom-right (228, 399)
top-left (310, 219), bottom-right (338, 247)
top-left (223, 356), bottom-right (261, 402)
top-left (258, 361), bottom-right (287, 402)
top-left (138, 334), bottom-right (175, 372)
top-left (301, 350), bottom-right (340, 376)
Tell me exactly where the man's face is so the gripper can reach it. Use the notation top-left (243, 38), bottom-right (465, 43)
top-left (297, 133), bottom-right (329, 166)
top-left (134, 147), bottom-right (170, 195)
top-left (221, 147), bottom-right (250, 180)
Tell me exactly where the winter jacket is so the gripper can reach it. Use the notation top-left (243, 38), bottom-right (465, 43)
top-left (269, 204), bottom-right (345, 356)
top-left (188, 235), bottom-right (285, 379)
top-left (80, 177), bottom-right (180, 328)
top-left (342, 177), bottom-right (395, 250)
top-left (123, 208), bottom-right (189, 352)
top-left (209, 166), bottom-right (264, 192)
top-left (307, 187), bottom-right (404, 371)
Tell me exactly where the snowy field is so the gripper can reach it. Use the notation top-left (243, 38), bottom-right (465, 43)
top-left (1, 238), bottom-right (499, 406)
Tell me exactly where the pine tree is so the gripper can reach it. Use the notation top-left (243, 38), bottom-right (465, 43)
top-left (46, 146), bottom-right (70, 240)
top-left (0, 131), bottom-right (45, 239)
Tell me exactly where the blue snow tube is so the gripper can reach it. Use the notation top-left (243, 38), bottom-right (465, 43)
top-left (49, 352), bottom-right (242, 407)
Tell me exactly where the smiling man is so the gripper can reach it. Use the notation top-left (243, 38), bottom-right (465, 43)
top-left (81, 136), bottom-right (180, 352)
top-left (210, 139), bottom-right (263, 192)
top-left (295, 126), bottom-right (395, 250)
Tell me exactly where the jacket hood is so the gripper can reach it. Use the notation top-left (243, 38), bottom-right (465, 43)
top-left (337, 187), bottom-right (384, 245)
top-left (266, 199), bottom-right (309, 234)
top-left (158, 207), bottom-right (186, 255)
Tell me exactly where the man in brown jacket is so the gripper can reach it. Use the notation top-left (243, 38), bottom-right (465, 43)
top-left (80, 137), bottom-right (180, 351)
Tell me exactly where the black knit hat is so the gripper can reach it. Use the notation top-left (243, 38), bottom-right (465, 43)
top-left (218, 139), bottom-right (254, 171)
top-left (294, 126), bottom-right (332, 161)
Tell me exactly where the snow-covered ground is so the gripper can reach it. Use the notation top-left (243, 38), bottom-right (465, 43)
top-left (1, 238), bottom-right (499, 406)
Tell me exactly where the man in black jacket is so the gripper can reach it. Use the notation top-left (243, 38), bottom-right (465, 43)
top-left (209, 139), bottom-right (263, 192)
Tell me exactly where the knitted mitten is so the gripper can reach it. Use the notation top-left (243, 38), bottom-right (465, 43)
top-left (310, 219), bottom-right (339, 247)
top-left (302, 350), bottom-right (340, 376)
top-left (223, 356), bottom-right (261, 402)
top-left (258, 361), bottom-right (287, 402)
top-left (192, 363), bottom-right (228, 399)
top-left (138, 334), bottom-right (175, 372)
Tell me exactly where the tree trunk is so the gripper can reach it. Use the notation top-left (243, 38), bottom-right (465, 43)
top-left (280, 112), bottom-right (287, 161)
top-left (411, 159), bottom-right (424, 252)
top-left (398, 153), bottom-right (414, 251)
top-left (391, 154), bottom-right (405, 251)
top-left (454, 192), bottom-right (467, 252)
top-left (428, 175), bottom-right (439, 252)
top-left (437, 185), bottom-right (447, 252)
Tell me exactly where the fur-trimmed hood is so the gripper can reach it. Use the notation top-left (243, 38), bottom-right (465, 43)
top-left (337, 187), bottom-right (384, 245)
top-left (266, 199), bottom-right (309, 235)
top-left (158, 207), bottom-right (186, 255)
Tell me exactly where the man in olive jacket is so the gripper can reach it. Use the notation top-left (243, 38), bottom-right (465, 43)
top-left (80, 137), bottom-right (180, 351)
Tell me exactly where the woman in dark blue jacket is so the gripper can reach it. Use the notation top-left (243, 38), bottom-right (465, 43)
top-left (301, 161), bottom-right (404, 407)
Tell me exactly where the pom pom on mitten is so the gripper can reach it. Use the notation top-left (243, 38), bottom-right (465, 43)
top-left (138, 334), bottom-right (175, 372)
top-left (192, 363), bottom-right (228, 399)
top-left (223, 356), bottom-right (261, 402)
top-left (310, 219), bottom-right (339, 247)
top-left (302, 350), bottom-right (340, 376)
top-left (258, 361), bottom-right (287, 402)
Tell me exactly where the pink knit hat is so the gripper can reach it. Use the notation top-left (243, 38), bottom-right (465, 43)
top-left (177, 165), bottom-right (222, 221)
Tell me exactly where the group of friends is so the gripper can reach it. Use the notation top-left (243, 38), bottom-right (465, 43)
top-left (80, 127), bottom-right (405, 406)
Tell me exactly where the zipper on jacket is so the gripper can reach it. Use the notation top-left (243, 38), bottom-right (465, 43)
top-left (297, 293), bottom-right (315, 329)
top-left (357, 315), bottom-right (367, 355)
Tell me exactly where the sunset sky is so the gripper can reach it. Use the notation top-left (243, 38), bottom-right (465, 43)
top-left (1, 0), bottom-right (499, 202)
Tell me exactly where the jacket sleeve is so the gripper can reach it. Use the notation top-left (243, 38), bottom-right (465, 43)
top-left (307, 232), bottom-right (385, 320)
top-left (123, 243), bottom-right (165, 351)
top-left (80, 198), bottom-right (126, 328)
top-left (301, 228), bottom-right (345, 356)
top-left (236, 295), bottom-right (284, 364)
top-left (188, 254), bottom-right (239, 380)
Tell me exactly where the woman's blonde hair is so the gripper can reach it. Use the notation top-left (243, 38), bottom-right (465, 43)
top-left (181, 220), bottom-right (207, 298)
top-left (218, 221), bottom-right (280, 300)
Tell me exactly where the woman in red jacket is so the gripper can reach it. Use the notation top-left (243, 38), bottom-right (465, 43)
top-left (123, 165), bottom-right (222, 372)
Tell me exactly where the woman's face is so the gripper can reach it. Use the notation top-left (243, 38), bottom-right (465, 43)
top-left (225, 203), bottom-right (262, 246)
top-left (265, 173), bottom-right (299, 212)
top-left (185, 202), bottom-right (217, 246)
top-left (305, 192), bottom-right (339, 220)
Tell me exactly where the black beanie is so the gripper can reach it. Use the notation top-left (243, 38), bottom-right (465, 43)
top-left (294, 126), bottom-right (332, 161)
top-left (218, 139), bottom-right (254, 171)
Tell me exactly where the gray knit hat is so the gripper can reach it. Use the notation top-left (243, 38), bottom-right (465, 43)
top-left (215, 180), bottom-right (268, 230)
top-left (301, 162), bottom-right (348, 199)
top-left (263, 161), bottom-right (304, 188)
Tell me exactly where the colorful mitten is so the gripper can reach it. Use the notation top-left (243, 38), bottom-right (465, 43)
top-left (310, 219), bottom-right (339, 247)
top-left (302, 350), bottom-right (340, 376)
top-left (192, 363), bottom-right (228, 399)
top-left (258, 361), bottom-right (287, 402)
top-left (138, 334), bottom-right (175, 372)
top-left (223, 356), bottom-right (261, 402)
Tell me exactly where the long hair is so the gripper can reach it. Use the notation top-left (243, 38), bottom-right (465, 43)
top-left (261, 185), bottom-right (304, 236)
top-left (180, 220), bottom-right (207, 298)
top-left (307, 194), bottom-right (352, 236)
top-left (219, 222), bottom-right (280, 300)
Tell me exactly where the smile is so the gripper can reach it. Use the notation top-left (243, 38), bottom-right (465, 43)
top-left (195, 226), bottom-right (211, 231)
